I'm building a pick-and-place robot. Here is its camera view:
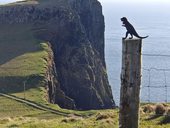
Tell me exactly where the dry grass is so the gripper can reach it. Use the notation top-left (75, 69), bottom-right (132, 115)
top-left (155, 104), bottom-right (167, 115)
top-left (143, 104), bottom-right (156, 113)
top-left (96, 112), bottom-right (115, 120)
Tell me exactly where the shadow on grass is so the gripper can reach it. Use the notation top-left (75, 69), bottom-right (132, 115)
top-left (159, 116), bottom-right (170, 125)
top-left (145, 114), bottom-right (162, 121)
top-left (0, 75), bottom-right (44, 94)
top-left (0, 24), bottom-right (40, 66)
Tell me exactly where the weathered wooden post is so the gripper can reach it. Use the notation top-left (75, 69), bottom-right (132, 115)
top-left (119, 38), bottom-right (142, 128)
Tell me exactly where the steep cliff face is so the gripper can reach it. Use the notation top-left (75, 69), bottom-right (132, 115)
top-left (45, 43), bottom-right (76, 109)
top-left (0, 0), bottom-right (115, 110)
top-left (69, 0), bottom-right (105, 64)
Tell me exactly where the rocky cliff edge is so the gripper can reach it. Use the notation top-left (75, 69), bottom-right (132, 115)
top-left (0, 0), bottom-right (115, 110)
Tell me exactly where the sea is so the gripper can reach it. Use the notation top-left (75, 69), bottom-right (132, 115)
top-left (102, 2), bottom-right (170, 105)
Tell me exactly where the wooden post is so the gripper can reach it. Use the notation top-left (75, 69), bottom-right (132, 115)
top-left (119, 39), bottom-right (142, 128)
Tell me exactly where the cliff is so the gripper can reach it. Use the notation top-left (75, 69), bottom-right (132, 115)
top-left (0, 0), bottom-right (115, 110)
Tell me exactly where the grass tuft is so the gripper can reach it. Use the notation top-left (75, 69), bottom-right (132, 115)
top-left (155, 104), bottom-right (167, 115)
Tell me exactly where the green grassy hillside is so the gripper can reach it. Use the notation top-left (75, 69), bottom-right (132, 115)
top-left (0, 97), bottom-right (170, 128)
top-left (0, 24), bottom-right (49, 103)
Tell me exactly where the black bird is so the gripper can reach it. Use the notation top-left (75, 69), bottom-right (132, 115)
top-left (121, 17), bottom-right (148, 39)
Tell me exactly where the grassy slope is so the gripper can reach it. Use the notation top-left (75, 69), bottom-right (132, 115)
top-left (0, 101), bottom-right (170, 128)
top-left (0, 24), bottom-right (49, 104)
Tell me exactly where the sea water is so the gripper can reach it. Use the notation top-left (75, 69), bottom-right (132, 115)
top-left (103, 3), bottom-right (170, 105)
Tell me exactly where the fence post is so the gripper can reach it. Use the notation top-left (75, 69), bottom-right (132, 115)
top-left (119, 38), bottom-right (142, 128)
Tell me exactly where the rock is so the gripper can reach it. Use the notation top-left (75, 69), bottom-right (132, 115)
top-left (45, 43), bottom-right (76, 109)
top-left (0, 0), bottom-right (115, 110)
